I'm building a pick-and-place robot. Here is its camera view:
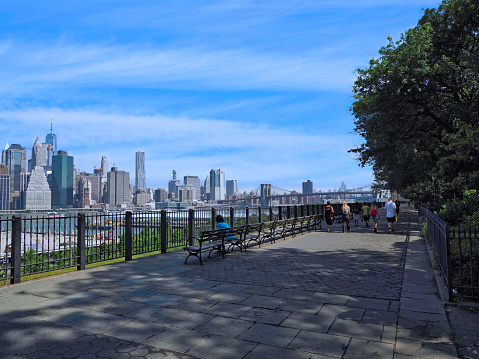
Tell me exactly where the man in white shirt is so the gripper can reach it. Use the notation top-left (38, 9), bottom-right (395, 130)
top-left (385, 197), bottom-right (397, 234)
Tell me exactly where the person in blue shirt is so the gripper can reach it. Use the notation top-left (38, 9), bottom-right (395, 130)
top-left (216, 215), bottom-right (233, 240)
top-left (384, 198), bottom-right (397, 234)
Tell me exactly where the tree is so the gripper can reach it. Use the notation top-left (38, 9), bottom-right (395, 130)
top-left (351, 0), bottom-right (479, 210)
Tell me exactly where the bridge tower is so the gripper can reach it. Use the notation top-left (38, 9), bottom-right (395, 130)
top-left (260, 184), bottom-right (272, 207)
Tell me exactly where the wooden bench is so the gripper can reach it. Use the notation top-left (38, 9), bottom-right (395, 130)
top-left (225, 225), bottom-right (247, 253)
top-left (277, 218), bottom-right (296, 239)
top-left (243, 222), bottom-right (263, 248)
top-left (260, 221), bottom-right (277, 244)
top-left (184, 228), bottom-right (226, 265)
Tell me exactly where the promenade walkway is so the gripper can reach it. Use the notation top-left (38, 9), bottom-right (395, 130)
top-left (0, 206), bottom-right (475, 358)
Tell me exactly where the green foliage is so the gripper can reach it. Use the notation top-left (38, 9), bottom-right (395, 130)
top-left (439, 189), bottom-right (479, 226)
top-left (351, 0), bottom-right (479, 221)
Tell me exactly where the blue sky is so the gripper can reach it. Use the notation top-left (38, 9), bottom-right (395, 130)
top-left (0, 0), bottom-right (441, 192)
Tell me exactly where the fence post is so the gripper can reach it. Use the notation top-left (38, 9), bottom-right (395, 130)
top-left (445, 223), bottom-right (453, 302)
top-left (301, 205), bottom-right (304, 217)
top-left (161, 210), bottom-right (167, 254)
top-left (11, 215), bottom-right (22, 284)
top-left (77, 213), bottom-right (86, 270)
top-left (188, 209), bottom-right (195, 246)
top-left (258, 206), bottom-right (262, 223)
top-left (269, 207), bottom-right (273, 221)
top-left (246, 207), bottom-right (249, 226)
top-left (278, 206), bottom-right (283, 220)
top-left (230, 207), bottom-right (235, 227)
top-left (287, 206), bottom-right (291, 219)
top-left (125, 211), bottom-right (133, 261)
top-left (295, 205), bottom-right (298, 218)
top-left (211, 208), bottom-right (216, 230)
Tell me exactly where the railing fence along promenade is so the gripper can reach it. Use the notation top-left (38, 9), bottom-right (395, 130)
top-left (418, 204), bottom-right (479, 302)
top-left (0, 204), bottom-right (325, 286)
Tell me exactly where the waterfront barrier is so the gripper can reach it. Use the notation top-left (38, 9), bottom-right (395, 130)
top-left (0, 204), bottom-right (323, 285)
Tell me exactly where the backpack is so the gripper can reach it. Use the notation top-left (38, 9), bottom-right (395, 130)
top-left (370, 208), bottom-right (377, 216)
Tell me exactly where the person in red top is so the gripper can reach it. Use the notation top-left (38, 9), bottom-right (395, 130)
top-left (370, 202), bottom-right (379, 233)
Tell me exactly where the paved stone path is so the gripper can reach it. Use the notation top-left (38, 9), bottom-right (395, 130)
top-left (0, 206), bottom-right (473, 358)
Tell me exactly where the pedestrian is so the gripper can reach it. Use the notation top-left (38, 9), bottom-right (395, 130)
top-left (385, 198), bottom-right (397, 234)
top-left (216, 215), bottom-right (233, 240)
top-left (341, 201), bottom-right (351, 232)
top-left (361, 202), bottom-right (370, 227)
top-left (324, 200), bottom-right (334, 232)
top-left (370, 202), bottom-right (379, 232)
top-left (352, 203), bottom-right (361, 227)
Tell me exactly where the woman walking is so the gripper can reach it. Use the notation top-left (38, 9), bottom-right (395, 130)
top-left (352, 203), bottom-right (361, 227)
top-left (341, 201), bottom-right (351, 232)
top-left (370, 202), bottom-right (379, 232)
top-left (324, 201), bottom-right (334, 232)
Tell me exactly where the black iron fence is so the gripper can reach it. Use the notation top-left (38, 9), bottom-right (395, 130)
top-left (1, 204), bottom-right (324, 285)
top-left (418, 205), bottom-right (479, 302)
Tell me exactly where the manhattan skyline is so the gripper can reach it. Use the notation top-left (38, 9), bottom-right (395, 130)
top-left (0, 0), bottom-right (441, 191)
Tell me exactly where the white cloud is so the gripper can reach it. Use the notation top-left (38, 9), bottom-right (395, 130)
top-left (0, 106), bottom-right (371, 191)
top-left (0, 41), bottom-right (357, 95)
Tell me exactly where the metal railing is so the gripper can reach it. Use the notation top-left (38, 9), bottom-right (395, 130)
top-left (418, 205), bottom-right (479, 302)
top-left (1, 204), bottom-right (327, 285)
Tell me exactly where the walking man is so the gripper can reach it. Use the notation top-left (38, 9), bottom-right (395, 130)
top-left (385, 197), bottom-right (397, 234)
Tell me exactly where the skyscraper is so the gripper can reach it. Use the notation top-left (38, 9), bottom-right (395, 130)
top-left (135, 151), bottom-right (146, 191)
top-left (0, 164), bottom-right (10, 210)
top-left (25, 166), bottom-right (51, 210)
top-left (209, 169), bottom-right (225, 201)
top-left (29, 138), bottom-right (53, 172)
top-left (101, 156), bottom-right (108, 182)
top-left (184, 175), bottom-right (201, 200)
top-left (106, 166), bottom-right (131, 207)
top-left (4, 144), bottom-right (27, 209)
top-left (51, 150), bottom-right (74, 208)
top-left (203, 175), bottom-right (210, 201)
top-left (226, 180), bottom-right (238, 197)
top-left (302, 180), bottom-right (313, 194)
top-left (45, 117), bottom-right (57, 156)
top-left (154, 188), bottom-right (168, 202)
top-left (83, 172), bottom-right (102, 203)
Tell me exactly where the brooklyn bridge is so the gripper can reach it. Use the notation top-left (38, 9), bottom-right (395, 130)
top-left (218, 184), bottom-right (374, 206)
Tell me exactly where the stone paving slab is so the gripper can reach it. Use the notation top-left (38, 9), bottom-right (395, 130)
top-left (0, 206), bottom-right (467, 358)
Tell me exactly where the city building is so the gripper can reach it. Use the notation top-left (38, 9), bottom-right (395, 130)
top-left (226, 180), bottom-right (238, 197)
top-left (1, 142), bottom-right (9, 164)
top-left (134, 191), bottom-right (151, 206)
top-left (154, 188), bottom-right (168, 202)
top-left (106, 166), bottom-right (131, 207)
top-left (51, 150), bottom-right (74, 208)
top-left (0, 164), bottom-right (10, 210)
top-left (29, 137), bottom-right (52, 172)
top-left (302, 180), bottom-right (313, 194)
top-left (176, 184), bottom-right (195, 202)
top-left (45, 117), bottom-right (57, 156)
top-left (184, 175), bottom-right (201, 200)
top-left (4, 144), bottom-right (27, 210)
top-left (101, 155), bottom-right (108, 183)
top-left (135, 151), bottom-right (146, 191)
top-left (83, 172), bottom-right (102, 203)
top-left (25, 166), bottom-right (51, 210)
top-left (168, 179), bottom-right (180, 199)
top-left (209, 169), bottom-right (225, 201)
top-left (203, 175), bottom-right (210, 201)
